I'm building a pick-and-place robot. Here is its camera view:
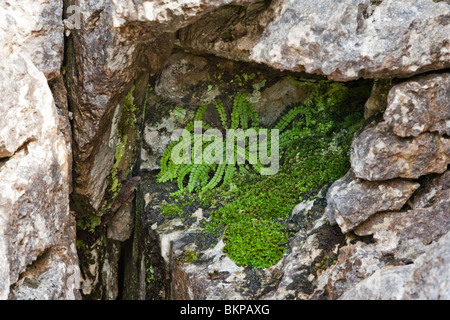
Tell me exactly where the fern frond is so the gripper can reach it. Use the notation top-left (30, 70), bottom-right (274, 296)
top-left (177, 164), bottom-right (193, 190)
top-left (202, 163), bottom-right (226, 191)
top-left (213, 100), bottom-right (229, 129)
top-left (223, 164), bottom-right (235, 186)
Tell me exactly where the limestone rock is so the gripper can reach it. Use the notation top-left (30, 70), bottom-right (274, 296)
top-left (340, 230), bottom-right (450, 300)
top-left (351, 122), bottom-right (450, 181)
top-left (110, 0), bottom-right (259, 33)
top-left (363, 80), bottom-right (390, 119)
top-left (0, 51), bottom-right (78, 299)
top-left (0, 0), bottom-right (64, 80)
top-left (403, 230), bottom-right (450, 300)
top-left (354, 195), bottom-right (450, 261)
top-left (178, 1), bottom-right (275, 62)
top-left (155, 209), bottom-right (247, 300)
top-left (8, 222), bottom-right (81, 300)
top-left (339, 264), bottom-right (414, 300)
top-left (409, 170), bottom-right (450, 210)
top-left (326, 171), bottom-right (420, 233)
top-left (250, 0), bottom-right (450, 81)
top-left (384, 73), bottom-right (450, 137)
top-left (107, 203), bottom-right (135, 242)
top-left (66, 0), bottom-right (173, 213)
top-left (313, 242), bottom-right (386, 300)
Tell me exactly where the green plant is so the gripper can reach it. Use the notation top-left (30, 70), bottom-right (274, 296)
top-left (156, 93), bottom-right (263, 194)
top-left (223, 218), bottom-right (288, 268)
top-left (156, 79), bottom-right (371, 269)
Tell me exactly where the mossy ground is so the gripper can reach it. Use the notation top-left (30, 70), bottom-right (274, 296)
top-left (157, 80), bottom-right (371, 269)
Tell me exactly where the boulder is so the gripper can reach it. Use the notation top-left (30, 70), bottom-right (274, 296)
top-left (340, 230), bottom-right (450, 300)
top-left (250, 0), bottom-right (450, 81)
top-left (0, 51), bottom-right (78, 299)
top-left (354, 193), bottom-right (450, 261)
top-left (0, 0), bottom-right (64, 80)
top-left (351, 122), bottom-right (450, 181)
top-left (384, 73), bottom-right (450, 137)
top-left (325, 171), bottom-right (420, 233)
top-left (110, 0), bottom-right (259, 33)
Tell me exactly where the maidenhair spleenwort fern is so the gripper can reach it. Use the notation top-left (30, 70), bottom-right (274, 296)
top-left (157, 92), bottom-right (315, 194)
top-left (157, 93), bottom-right (265, 193)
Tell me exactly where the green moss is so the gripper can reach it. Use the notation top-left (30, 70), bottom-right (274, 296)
top-left (181, 250), bottom-right (199, 263)
top-left (160, 200), bottom-right (184, 217)
top-left (201, 81), bottom-right (370, 268)
top-left (223, 218), bottom-right (288, 268)
top-left (157, 78), bottom-right (371, 269)
top-left (77, 216), bottom-right (102, 233)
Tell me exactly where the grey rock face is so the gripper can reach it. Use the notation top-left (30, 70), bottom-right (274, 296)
top-left (250, 0), bottom-right (450, 81)
top-left (340, 230), bottom-right (450, 300)
top-left (0, 0), bottom-right (64, 80)
top-left (66, 0), bottom-right (174, 214)
top-left (351, 122), bottom-right (450, 181)
top-left (326, 171), bottom-right (420, 233)
top-left (0, 51), bottom-right (78, 299)
top-left (354, 194), bottom-right (450, 261)
top-left (178, 1), bottom-right (275, 63)
top-left (384, 73), bottom-right (450, 137)
top-left (402, 230), bottom-right (450, 300)
top-left (110, 0), bottom-right (259, 32)
top-left (409, 170), bottom-right (450, 210)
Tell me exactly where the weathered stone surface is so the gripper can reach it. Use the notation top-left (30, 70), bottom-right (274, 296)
top-left (0, 51), bottom-right (78, 299)
top-left (8, 221), bottom-right (81, 300)
top-left (154, 52), bottom-right (212, 104)
top-left (178, 1), bottom-right (275, 62)
top-left (326, 171), bottom-right (420, 233)
top-left (250, 0), bottom-right (450, 81)
top-left (403, 230), bottom-right (450, 300)
top-left (340, 230), bottom-right (450, 300)
top-left (384, 73), bottom-right (450, 137)
top-left (339, 264), bottom-right (414, 300)
top-left (110, 0), bottom-right (258, 33)
top-left (66, 0), bottom-right (174, 214)
top-left (0, 0), bottom-right (64, 80)
top-left (312, 241), bottom-right (386, 300)
top-left (351, 122), bottom-right (450, 181)
top-left (107, 203), bottom-right (134, 242)
top-left (363, 80), bottom-right (391, 119)
top-left (354, 194), bottom-right (450, 261)
top-left (409, 170), bottom-right (450, 210)
top-left (155, 209), bottom-right (248, 300)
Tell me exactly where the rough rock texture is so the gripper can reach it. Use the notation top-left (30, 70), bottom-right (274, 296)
top-left (66, 0), bottom-right (171, 214)
top-left (0, 0), bottom-right (64, 80)
top-left (326, 171), bottom-right (420, 233)
top-left (110, 0), bottom-right (259, 33)
top-left (351, 122), bottom-right (450, 181)
top-left (354, 193), bottom-right (450, 261)
top-left (317, 72), bottom-right (450, 300)
top-left (410, 170), bottom-right (450, 210)
top-left (340, 230), bottom-right (450, 300)
top-left (178, 1), bottom-right (275, 62)
top-left (313, 241), bottom-right (386, 299)
top-left (384, 73), bottom-right (450, 137)
top-left (250, 0), bottom-right (450, 81)
top-left (0, 51), bottom-right (79, 299)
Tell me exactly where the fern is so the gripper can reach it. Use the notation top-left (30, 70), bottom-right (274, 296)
top-left (157, 93), bottom-right (268, 193)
